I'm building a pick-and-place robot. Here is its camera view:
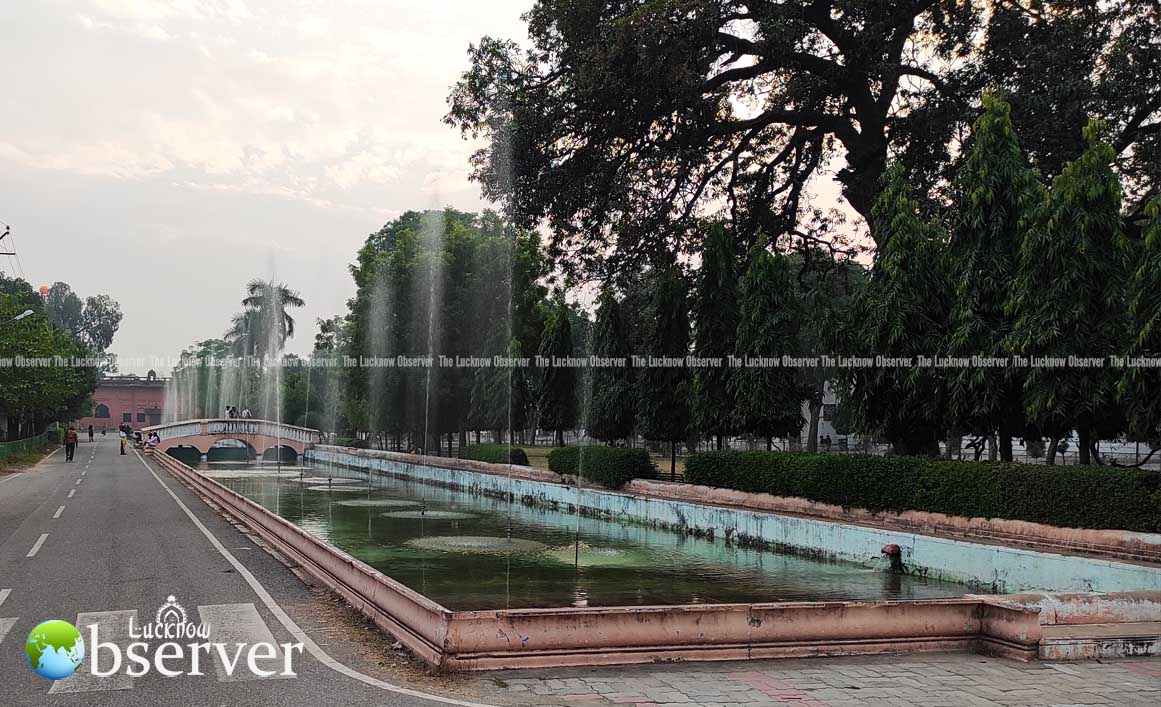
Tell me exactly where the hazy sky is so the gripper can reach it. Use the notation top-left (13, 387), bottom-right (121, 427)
top-left (0, 0), bottom-right (531, 374)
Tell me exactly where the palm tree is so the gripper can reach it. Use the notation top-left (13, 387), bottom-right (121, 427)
top-left (224, 280), bottom-right (305, 358)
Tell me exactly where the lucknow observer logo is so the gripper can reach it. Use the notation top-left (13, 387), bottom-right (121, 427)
top-left (130, 595), bottom-right (211, 640)
top-left (25, 620), bottom-right (86, 680)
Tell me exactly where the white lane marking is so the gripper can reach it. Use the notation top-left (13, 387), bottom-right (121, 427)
top-left (135, 450), bottom-right (497, 707)
top-left (81, 469), bottom-right (87, 476)
top-left (0, 588), bottom-right (10, 609)
top-left (50, 610), bottom-right (137, 693)
top-left (68, 489), bottom-right (76, 498)
top-left (0, 473), bottom-right (22, 486)
top-left (44, 448), bottom-right (60, 460)
top-left (199, 603), bottom-right (295, 682)
top-left (53, 505), bottom-right (65, 519)
top-left (0, 617), bottom-right (16, 647)
top-left (75, 479), bottom-right (82, 486)
top-left (27, 533), bottom-right (49, 557)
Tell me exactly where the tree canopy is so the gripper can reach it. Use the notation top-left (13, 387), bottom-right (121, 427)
top-left (447, 0), bottom-right (1159, 276)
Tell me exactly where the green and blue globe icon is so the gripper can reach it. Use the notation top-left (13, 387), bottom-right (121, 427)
top-left (25, 620), bottom-right (85, 680)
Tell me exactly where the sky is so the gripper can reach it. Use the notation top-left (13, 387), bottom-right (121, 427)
top-left (0, 0), bottom-right (532, 375)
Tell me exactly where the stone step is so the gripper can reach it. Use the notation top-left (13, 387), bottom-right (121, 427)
top-left (1039, 622), bottom-right (1161, 660)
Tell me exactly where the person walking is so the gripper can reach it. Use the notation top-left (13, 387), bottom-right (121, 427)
top-left (119, 426), bottom-right (128, 455)
top-left (64, 425), bottom-right (79, 461)
top-left (88, 424), bottom-right (94, 442)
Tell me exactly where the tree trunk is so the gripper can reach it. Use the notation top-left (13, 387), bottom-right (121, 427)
top-left (715, 434), bottom-right (722, 451)
top-left (945, 434), bottom-right (962, 460)
top-left (766, 435), bottom-right (773, 452)
top-left (806, 399), bottom-right (822, 453)
top-left (555, 428), bottom-right (564, 447)
top-left (987, 435), bottom-right (997, 461)
top-left (670, 444), bottom-right (677, 482)
top-left (999, 433), bottom-right (1013, 463)
top-left (1046, 437), bottom-right (1058, 465)
top-left (1078, 425), bottom-right (1091, 466)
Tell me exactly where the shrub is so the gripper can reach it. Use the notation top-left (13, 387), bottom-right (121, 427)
top-left (460, 443), bottom-right (530, 466)
top-left (547, 446), bottom-right (656, 489)
top-left (684, 451), bottom-right (1161, 532)
top-left (44, 430), bottom-right (60, 443)
top-left (334, 437), bottom-right (370, 449)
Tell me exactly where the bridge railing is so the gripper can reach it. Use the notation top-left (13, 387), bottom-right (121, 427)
top-left (144, 419), bottom-right (321, 445)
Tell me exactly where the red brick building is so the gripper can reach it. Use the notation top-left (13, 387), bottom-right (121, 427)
top-left (76, 372), bottom-right (167, 431)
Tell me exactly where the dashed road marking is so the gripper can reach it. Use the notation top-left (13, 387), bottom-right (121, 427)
top-left (75, 479), bottom-right (83, 486)
top-left (135, 449), bottom-right (497, 707)
top-left (0, 588), bottom-right (10, 610)
top-left (27, 533), bottom-right (49, 557)
top-left (68, 489), bottom-right (76, 498)
top-left (0, 616), bottom-right (16, 648)
top-left (53, 505), bottom-right (65, 519)
top-left (49, 610), bottom-right (137, 694)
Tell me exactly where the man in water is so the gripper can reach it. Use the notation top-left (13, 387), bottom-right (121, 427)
top-left (63, 425), bottom-right (79, 461)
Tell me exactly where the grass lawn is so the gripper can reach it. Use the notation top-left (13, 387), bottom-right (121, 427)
top-left (0, 445), bottom-right (55, 476)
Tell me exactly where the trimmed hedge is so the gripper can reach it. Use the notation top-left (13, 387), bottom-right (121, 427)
top-left (548, 446), bottom-right (657, 489)
top-left (684, 451), bottom-right (1161, 532)
top-left (460, 443), bottom-right (530, 466)
top-left (334, 437), bottom-right (370, 449)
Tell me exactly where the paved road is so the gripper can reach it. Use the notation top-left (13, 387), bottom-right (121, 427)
top-left (0, 437), bottom-right (490, 707)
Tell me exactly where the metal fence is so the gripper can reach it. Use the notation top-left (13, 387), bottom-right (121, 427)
top-left (0, 431), bottom-right (51, 462)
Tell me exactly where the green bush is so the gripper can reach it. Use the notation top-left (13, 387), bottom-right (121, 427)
top-left (547, 446), bottom-right (657, 489)
top-left (684, 451), bottom-right (1161, 532)
top-left (44, 430), bottom-right (60, 443)
top-left (334, 437), bottom-right (370, 449)
top-left (460, 443), bottom-right (530, 466)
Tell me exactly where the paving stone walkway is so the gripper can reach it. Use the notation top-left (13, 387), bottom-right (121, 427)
top-left (476, 654), bottom-right (1160, 707)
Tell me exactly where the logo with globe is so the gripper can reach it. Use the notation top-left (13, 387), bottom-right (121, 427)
top-left (25, 620), bottom-right (86, 680)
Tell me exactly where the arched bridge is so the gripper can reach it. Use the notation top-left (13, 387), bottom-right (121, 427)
top-left (141, 419), bottom-right (320, 459)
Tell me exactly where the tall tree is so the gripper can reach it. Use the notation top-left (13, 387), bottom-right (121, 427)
top-left (1122, 196), bottom-right (1161, 443)
top-left (638, 261), bottom-right (691, 478)
top-left (691, 222), bottom-right (739, 449)
top-left (945, 90), bottom-right (1044, 461)
top-left (728, 243), bottom-right (806, 450)
top-left (977, 0), bottom-right (1160, 221)
top-left (447, 0), bottom-right (1158, 276)
top-left (238, 279), bottom-right (306, 356)
top-left (1006, 120), bottom-right (1130, 465)
top-left (588, 287), bottom-right (636, 444)
top-left (536, 297), bottom-right (578, 447)
top-left (842, 163), bottom-right (950, 455)
top-left (791, 251), bottom-right (867, 452)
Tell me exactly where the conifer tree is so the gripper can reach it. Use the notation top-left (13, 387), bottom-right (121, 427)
top-left (729, 243), bottom-right (807, 450)
top-left (638, 261), bottom-right (691, 479)
top-left (691, 222), bottom-right (739, 449)
top-left (1006, 121), bottom-right (1130, 464)
top-left (843, 163), bottom-right (950, 455)
top-left (588, 287), bottom-right (636, 443)
top-left (1121, 196), bottom-right (1161, 444)
top-left (537, 297), bottom-right (578, 446)
top-left (946, 90), bottom-right (1044, 461)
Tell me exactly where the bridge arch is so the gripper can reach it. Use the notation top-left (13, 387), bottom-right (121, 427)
top-left (142, 419), bottom-right (320, 460)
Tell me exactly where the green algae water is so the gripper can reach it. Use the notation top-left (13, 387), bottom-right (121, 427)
top-left (210, 462), bottom-right (979, 610)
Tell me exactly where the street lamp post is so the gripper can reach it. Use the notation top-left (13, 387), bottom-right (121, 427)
top-left (0, 309), bottom-right (35, 328)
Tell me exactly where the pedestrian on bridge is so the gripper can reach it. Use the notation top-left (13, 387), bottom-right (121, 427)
top-left (63, 425), bottom-right (78, 461)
